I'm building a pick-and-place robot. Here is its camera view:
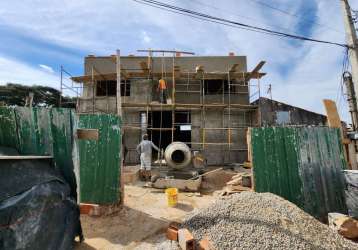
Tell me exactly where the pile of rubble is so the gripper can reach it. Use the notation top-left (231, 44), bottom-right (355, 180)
top-left (181, 192), bottom-right (358, 250)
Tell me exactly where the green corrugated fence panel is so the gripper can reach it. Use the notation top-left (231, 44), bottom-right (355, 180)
top-left (0, 107), bottom-right (18, 148)
top-left (0, 107), bottom-right (76, 196)
top-left (14, 107), bottom-right (53, 155)
top-left (77, 114), bottom-right (121, 204)
top-left (50, 108), bottom-right (77, 197)
top-left (252, 127), bottom-right (347, 220)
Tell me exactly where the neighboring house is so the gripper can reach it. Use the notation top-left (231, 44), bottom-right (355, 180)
top-left (72, 54), bottom-right (266, 165)
top-left (252, 97), bottom-right (327, 126)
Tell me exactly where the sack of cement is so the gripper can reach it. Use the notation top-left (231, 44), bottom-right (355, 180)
top-left (344, 170), bottom-right (358, 218)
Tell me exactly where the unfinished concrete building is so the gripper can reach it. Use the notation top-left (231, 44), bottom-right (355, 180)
top-left (72, 52), bottom-right (266, 165)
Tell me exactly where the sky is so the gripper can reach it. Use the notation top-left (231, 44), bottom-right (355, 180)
top-left (0, 0), bottom-right (357, 122)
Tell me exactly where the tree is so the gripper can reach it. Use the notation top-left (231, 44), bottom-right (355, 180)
top-left (0, 83), bottom-right (76, 108)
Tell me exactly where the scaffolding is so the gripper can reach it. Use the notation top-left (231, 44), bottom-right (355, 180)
top-left (71, 50), bottom-right (265, 163)
top-left (59, 66), bottom-right (83, 108)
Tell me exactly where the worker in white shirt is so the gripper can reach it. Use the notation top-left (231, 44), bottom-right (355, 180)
top-left (136, 134), bottom-right (160, 181)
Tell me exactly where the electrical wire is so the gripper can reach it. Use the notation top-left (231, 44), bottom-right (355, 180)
top-left (336, 48), bottom-right (350, 115)
top-left (249, 0), bottom-right (343, 34)
top-left (132, 0), bottom-right (349, 48)
top-left (185, 0), bottom-right (302, 35)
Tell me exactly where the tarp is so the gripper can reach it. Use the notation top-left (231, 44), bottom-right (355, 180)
top-left (0, 158), bottom-right (82, 250)
top-left (0, 107), bottom-right (77, 199)
top-left (344, 170), bottom-right (358, 218)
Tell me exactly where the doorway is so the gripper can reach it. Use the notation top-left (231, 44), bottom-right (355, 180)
top-left (148, 111), bottom-right (191, 158)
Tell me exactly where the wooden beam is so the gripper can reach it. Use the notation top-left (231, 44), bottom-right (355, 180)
top-left (323, 99), bottom-right (341, 128)
top-left (245, 61), bottom-right (266, 81)
top-left (251, 61), bottom-right (266, 74)
top-left (71, 71), bottom-right (266, 83)
top-left (229, 63), bottom-right (239, 72)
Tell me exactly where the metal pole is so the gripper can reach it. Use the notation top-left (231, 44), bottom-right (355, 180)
top-left (116, 49), bottom-right (122, 116)
top-left (60, 65), bottom-right (63, 107)
top-left (116, 49), bottom-right (124, 205)
top-left (92, 66), bottom-right (95, 114)
top-left (344, 71), bottom-right (358, 130)
top-left (341, 0), bottom-right (358, 94)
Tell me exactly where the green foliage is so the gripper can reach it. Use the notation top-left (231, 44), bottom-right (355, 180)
top-left (0, 83), bottom-right (76, 108)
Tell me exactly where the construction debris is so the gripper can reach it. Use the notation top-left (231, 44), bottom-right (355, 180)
top-left (344, 170), bottom-right (358, 218)
top-left (329, 213), bottom-right (358, 239)
top-left (220, 172), bottom-right (252, 196)
top-left (182, 192), bottom-right (358, 250)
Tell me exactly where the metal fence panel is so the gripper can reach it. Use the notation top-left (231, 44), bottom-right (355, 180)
top-left (77, 114), bottom-right (121, 204)
top-left (251, 127), bottom-right (347, 220)
top-left (0, 108), bottom-right (18, 149)
top-left (0, 107), bottom-right (76, 197)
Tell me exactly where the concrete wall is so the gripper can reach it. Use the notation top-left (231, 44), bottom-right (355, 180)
top-left (78, 55), bottom-right (254, 165)
top-left (253, 97), bottom-right (327, 126)
top-left (84, 55), bottom-right (247, 75)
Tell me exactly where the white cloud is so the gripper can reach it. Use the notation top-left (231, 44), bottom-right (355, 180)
top-left (0, 0), bottom-right (357, 122)
top-left (39, 64), bottom-right (54, 73)
top-left (0, 55), bottom-right (59, 88)
top-left (141, 31), bottom-right (152, 44)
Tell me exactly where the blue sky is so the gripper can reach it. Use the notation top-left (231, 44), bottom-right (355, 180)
top-left (0, 0), bottom-right (357, 122)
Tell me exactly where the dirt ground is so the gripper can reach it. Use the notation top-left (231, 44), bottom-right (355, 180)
top-left (75, 183), bottom-right (216, 250)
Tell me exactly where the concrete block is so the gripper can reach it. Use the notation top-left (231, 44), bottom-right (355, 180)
top-left (153, 177), bottom-right (202, 192)
top-left (178, 228), bottom-right (195, 250)
top-left (122, 166), bottom-right (140, 184)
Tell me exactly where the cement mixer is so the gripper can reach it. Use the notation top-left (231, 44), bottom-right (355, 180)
top-left (164, 142), bottom-right (192, 170)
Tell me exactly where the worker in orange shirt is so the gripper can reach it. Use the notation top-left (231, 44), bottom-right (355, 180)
top-left (157, 78), bottom-right (167, 104)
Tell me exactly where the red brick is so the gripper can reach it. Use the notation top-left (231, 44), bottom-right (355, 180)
top-left (178, 228), bottom-right (195, 250)
top-left (166, 227), bottom-right (178, 241)
top-left (80, 203), bottom-right (96, 215)
top-left (198, 237), bottom-right (215, 250)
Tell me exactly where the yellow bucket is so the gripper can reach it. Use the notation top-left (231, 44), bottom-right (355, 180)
top-left (165, 188), bottom-right (178, 207)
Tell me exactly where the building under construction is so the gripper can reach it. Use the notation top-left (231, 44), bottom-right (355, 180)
top-left (71, 51), bottom-right (266, 165)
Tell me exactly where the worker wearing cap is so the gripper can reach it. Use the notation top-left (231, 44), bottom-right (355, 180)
top-left (136, 134), bottom-right (160, 181)
top-left (157, 78), bottom-right (167, 104)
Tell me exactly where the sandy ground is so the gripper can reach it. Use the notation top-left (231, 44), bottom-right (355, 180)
top-left (75, 183), bottom-right (215, 250)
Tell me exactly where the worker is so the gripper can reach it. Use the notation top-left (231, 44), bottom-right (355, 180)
top-left (157, 78), bottom-right (167, 104)
top-left (136, 134), bottom-right (160, 181)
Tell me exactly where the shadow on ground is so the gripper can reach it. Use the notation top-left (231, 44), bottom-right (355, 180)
top-left (75, 205), bottom-right (170, 249)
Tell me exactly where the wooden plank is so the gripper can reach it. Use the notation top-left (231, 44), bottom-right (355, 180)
top-left (323, 99), bottom-right (349, 163)
top-left (77, 129), bottom-right (99, 140)
top-left (323, 99), bottom-right (342, 128)
top-left (251, 61), bottom-right (266, 74)
top-left (0, 156), bottom-right (53, 160)
top-left (71, 71), bottom-right (266, 83)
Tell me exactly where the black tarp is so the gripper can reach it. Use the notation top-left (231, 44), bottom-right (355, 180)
top-left (0, 158), bottom-right (82, 250)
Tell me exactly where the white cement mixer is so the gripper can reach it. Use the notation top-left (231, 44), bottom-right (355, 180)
top-left (164, 142), bottom-right (192, 170)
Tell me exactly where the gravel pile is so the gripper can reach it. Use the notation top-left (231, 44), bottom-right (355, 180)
top-left (182, 192), bottom-right (357, 250)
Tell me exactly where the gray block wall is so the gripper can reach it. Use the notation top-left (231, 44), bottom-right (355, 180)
top-left (77, 55), bottom-right (256, 165)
